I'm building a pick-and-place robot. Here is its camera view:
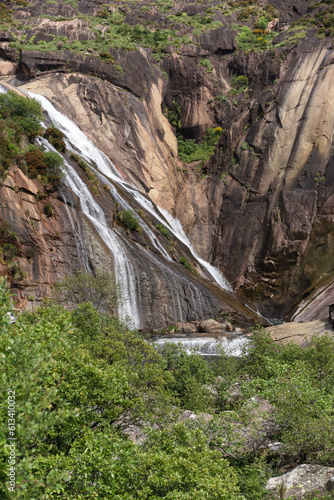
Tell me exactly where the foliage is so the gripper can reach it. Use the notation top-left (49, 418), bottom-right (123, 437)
top-left (70, 152), bottom-right (98, 194)
top-left (231, 75), bottom-right (249, 93)
top-left (207, 94), bottom-right (229, 104)
top-left (43, 201), bottom-right (54, 217)
top-left (236, 25), bottom-right (272, 51)
top-left (53, 270), bottom-right (121, 315)
top-left (44, 125), bottom-right (66, 152)
top-left (0, 91), bottom-right (42, 140)
top-left (0, 92), bottom-right (43, 179)
top-left (179, 256), bottom-right (194, 272)
top-left (23, 147), bottom-right (65, 190)
top-left (178, 127), bottom-right (223, 164)
top-left (156, 223), bottom-right (170, 239)
top-left (117, 208), bottom-right (141, 232)
top-left (198, 58), bottom-right (213, 73)
top-left (159, 343), bottom-right (216, 411)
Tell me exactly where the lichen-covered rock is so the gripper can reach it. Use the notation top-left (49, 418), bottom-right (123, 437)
top-left (266, 464), bottom-right (334, 499)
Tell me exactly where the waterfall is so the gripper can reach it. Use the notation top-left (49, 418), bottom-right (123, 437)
top-left (23, 90), bottom-right (233, 327)
top-left (38, 138), bottom-right (141, 328)
top-left (158, 208), bottom-right (232, 291)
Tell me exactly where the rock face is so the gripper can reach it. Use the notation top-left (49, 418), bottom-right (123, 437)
top-left (0, 0), bottom-right (334, 325)
top-left (266, 464), bottom-right (334, 499)
top-left (262, 320), bottom-right (332, 346)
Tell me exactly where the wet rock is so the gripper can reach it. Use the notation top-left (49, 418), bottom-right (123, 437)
top-left (266, 464), bottom-right (334, 499)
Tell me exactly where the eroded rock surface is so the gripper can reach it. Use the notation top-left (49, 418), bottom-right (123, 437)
top-left (0, 0), bottom-right (333, 326)
top-left (266, 464), bottom-right (334, 499)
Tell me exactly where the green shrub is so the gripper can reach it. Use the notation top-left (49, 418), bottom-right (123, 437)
top-left (241, 141), bottom-right (249, 150)
top-left (207, 95), bottom-right (229, 104)
top-left (179, 257), bottom-right (194, 271)
top-left (44, 126), bottom-right (66, 152)
top-left (231, 75), bottom-right (249, 93)
top-left (99, 52), bottom-right (116, 62)
top-left (10, 261), bottom-right (25, 281)
top-left (43, 201), bottom-right (54, 217)
top-left (24, 148), bottom-right (65, 190)
top-left (53, 270), bottom-right (121, 315)
top-left (199, 58), bottom-right (213, 73)
top-left (70, 152), bottom-right (98, 193)
top-left (0, 91), bottom-right (43, 140)
top-left (117, 209), bottom-right (140, 232)
top-left (178, 127), bottom-right (222, 164)
top-left (156, 224), bottom-right (170, 239)
top-left (236, 26), bottom-right (270, 51)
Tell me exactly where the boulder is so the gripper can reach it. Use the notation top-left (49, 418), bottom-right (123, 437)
top-left (266, 464), bottom-right (334, 499)
top-left (178, 410), bottom-right (213, 424)
top-left (198, 319), bottom-right (227, 333)
top-left (263, 320), bottom-right (331, 346)
top-left (176, 321), bottom-right (198, 333)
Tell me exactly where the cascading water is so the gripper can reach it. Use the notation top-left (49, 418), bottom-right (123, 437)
top-left (158, 208), bottom-right (232, 291)
top-left (23, 90), bottom-right (237, 328)
top-left (38, 138), bottom-right (141, 328)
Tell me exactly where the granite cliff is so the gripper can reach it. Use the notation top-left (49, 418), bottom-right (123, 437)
top-left (0, 0), bottom-right (333, 326)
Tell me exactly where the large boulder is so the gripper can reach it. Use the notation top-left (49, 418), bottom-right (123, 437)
top-left (266, 464), bottom-right (334, 499)
top-left (177, 321), bottom-right (198, 333)
top-left (198, 319), bottom-right (227, 333)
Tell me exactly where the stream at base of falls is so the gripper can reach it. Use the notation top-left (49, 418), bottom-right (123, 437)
top-left (153, 331), bottom-right (250, 356)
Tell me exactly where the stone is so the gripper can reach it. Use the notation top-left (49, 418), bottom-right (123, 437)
top-left (262, 320), bottom-right (331, 346)
top-left (176, 321), bottom-right (198, 333)
top-left (266, 464), bottom-right (334, 499)
top-left (198, 319), bottom-right (227, 333)
top-left (178, 410), bottom-right (213, 423)
top-left (13, 169), bottom-right (41, 196)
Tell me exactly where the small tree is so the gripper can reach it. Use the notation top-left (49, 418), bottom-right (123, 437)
top-left (53, 270), bottom-right (121, 315)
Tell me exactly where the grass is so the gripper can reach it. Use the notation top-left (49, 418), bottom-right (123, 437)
top-left (156, 224), bottom-right (170, 240)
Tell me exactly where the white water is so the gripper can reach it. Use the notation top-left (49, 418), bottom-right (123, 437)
top-left (159, 208), bottom-right (232, 291)
top-left (23, 90), bottom-right (234, 326)
top-left (154, 334), bottom-right (249, 356)
top-left (38, 138), bottom-right (141, 328)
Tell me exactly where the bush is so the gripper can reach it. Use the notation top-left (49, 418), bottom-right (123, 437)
top-left (53, 270), bottom-right (121, 315)
top-left (231, 75), bottom-right (249, 92)
top-left (199, 58), bottom-right (213, 73)
top-left (24, 148), bottom-right (65, 190)
top-left (43, 201), bottom-right (54, 217)
top-left (117, 209), bottom-right (140, 232)
top-left (44, 126), bottom-right (66, 152)
top-left (179, 257), bottom-right (194, 271)
top-left (0, 91), bottom-right (42, 140)
top-left (178, 127), bottom-right (222, 164)
top-left (236, 26), bottom-right (270, 52)
top-left (156, 224), bottom-right (170, 239)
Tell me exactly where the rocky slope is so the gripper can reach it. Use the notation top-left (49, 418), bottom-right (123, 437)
top-left (0, 0), bottom-right (334, 325)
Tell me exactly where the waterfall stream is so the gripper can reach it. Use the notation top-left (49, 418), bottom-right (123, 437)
top-left (15, 89), bottom-right (235, 328)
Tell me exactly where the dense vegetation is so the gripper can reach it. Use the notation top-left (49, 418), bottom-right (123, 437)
top-left (2, 275), bottom-right (334, 499)
top-left (0, 92), bottom-right (65, 190)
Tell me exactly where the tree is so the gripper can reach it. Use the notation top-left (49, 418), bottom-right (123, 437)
top-left (53, 270), bottom-right (121, 315)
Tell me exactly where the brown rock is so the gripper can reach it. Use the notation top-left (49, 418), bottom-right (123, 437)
top-left (263, 320), bottom-right (331, 346)
top-left (198, 319), bottom-right (227, 333)
top-left (177, 321), bottom-right (198, 333)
